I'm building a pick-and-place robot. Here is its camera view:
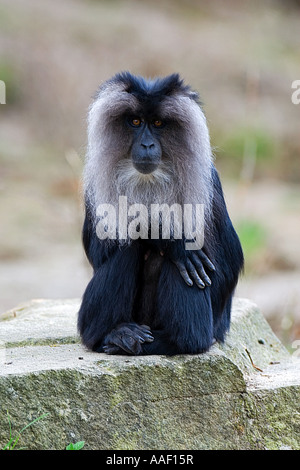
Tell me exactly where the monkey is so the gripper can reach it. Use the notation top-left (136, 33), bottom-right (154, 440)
top-left (78, 71), bottom-right (244, 355)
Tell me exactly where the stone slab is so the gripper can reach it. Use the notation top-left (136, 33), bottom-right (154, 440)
top-left (0, 297), bottom-right (299, 450)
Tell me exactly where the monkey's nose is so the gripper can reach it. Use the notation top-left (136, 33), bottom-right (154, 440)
top-left (141, 142), bottom-right (155, 150)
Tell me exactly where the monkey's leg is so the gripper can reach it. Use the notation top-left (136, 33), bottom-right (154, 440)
top-left (143, 259), bottom-right (214, 355)
top-left (78, 243), bottom-right (143, 352)
top-left (102, 250), bottom-right (160, 355)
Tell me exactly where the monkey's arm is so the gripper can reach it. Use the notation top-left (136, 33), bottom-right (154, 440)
top-left (82, 203), bottom-right (119, 270)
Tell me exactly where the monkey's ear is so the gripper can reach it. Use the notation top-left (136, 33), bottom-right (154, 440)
top-left (159, 73), bottom-right (184, 96)
top-left (109, 71), bottom-right (149, 96)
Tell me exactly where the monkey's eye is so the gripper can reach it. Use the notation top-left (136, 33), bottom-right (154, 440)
top-left (153, 120), bottom-right (163, 128)
top-left (130, 118), bottom-right (142, 127)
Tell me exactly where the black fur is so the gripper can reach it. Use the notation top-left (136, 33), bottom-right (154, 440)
top-left (78, 73), bottom-right (244, 355)
top-left (78, 166), bottom-right (243, 355)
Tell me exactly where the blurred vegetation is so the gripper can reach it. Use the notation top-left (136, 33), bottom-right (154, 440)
top-left (237, 220), bottom-right (267, 263)
top-left (0, 59), bottom-right (21, 104)
top-left (215, 126), bottom-right (277, 184)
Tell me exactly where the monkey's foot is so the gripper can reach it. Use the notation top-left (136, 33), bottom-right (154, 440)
top-left (103, 323), bottom-right (154, 355)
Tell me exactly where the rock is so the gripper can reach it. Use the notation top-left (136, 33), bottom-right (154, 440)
top-left (0, 297), bottom-right (299, 450)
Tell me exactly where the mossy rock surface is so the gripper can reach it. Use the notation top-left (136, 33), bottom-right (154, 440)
top-left (0, 298), bottom-right (299, 450)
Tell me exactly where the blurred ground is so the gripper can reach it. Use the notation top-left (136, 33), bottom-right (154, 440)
top-left (0, 0), bottom-right (299, 348)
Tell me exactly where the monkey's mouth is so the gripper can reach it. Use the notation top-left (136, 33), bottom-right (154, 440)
top-left (133, 161), bottom-right (159, 174)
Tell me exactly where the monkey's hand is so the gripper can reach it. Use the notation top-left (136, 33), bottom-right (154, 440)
top-left (103, 323), bottom-right (154, 355)
top-left (162, 247), bottom-right (215, 289)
